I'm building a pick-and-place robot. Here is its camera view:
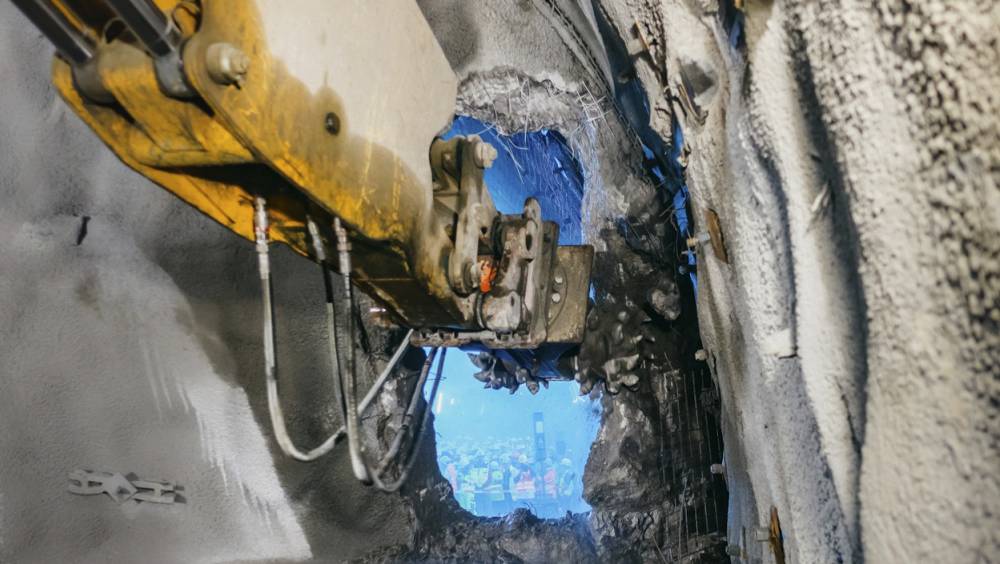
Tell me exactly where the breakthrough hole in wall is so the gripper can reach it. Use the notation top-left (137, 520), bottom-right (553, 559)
top-left (430, 352), bottom-right (600, 518)
top-left (441, 116), bottom-right (584, 244)
top-left (430, 116), bottom-right (598, 518)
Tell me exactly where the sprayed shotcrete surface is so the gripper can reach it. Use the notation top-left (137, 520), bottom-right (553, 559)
top-left (594, 0), bottom-right (999, 561)
top-left (0, 5), bottom-right (416, 562)
top-left (2, 0), bottom-right (997, 562)
top-left (431, 0), bottom-right (1000, 561)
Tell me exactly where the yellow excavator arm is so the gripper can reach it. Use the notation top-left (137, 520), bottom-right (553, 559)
top-left (14, 0), bottom-right (592, 353)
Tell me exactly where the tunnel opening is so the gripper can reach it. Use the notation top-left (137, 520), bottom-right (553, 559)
top-left (430, 351), bottom-right (600, 518)
top-left (441, 116), bottom-right (585, 244)
top-left (430, 116), bottom-right (598, 518)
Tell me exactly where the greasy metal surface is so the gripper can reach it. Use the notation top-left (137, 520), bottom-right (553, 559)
top-left (433, 136), bottom-right (499, 296)
top-left (182, 0), bottom-right (470, 324)
top-left (184, 0), bottom-right (455, 241)
top-left (491, 200), bottom-right (553, 344)
top-left (545, 245), bottom-right (593, 343)
top-left (51, 55), bottom-right (309, 252)
top-left (411, 245), bottom-right (593, 348)
top-left (44, 0), bottom-right (592, 347)
top-left (49, 0), bottom-right (475, 327)
top-left (47, 0), bottom-right (279, 241)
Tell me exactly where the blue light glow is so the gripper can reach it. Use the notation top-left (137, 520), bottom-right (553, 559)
top-left (430, 117), bottom-right (599, 518)
top-left (441, 116), bottom-right (584, 245)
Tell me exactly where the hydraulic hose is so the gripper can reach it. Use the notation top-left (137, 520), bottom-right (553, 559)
top-left (368, 347), bottom-right (447, 493)
top-left (333, 218), bottom-right (448, 491)
top-left (256, 201), bottom-right (439, 491)
top-left (376, 346), bottom-right (442, 473)
top-left (255, 200), bottom-right (411, 462)
top-left (307, 217), bottom-right (346, 422)
top-left (335, 217), bottom-right (372, 483)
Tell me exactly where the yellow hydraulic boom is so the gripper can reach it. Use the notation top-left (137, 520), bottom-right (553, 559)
top-left (14, 0), bottom-right (592, 350)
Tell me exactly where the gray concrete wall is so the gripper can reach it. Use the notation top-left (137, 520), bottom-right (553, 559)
top-left (593, 0), bottom-right (1000, 561)
top-left (5, 1), bottom-right (996, 563)
top-left (0, 5), bottom-right (411, 562)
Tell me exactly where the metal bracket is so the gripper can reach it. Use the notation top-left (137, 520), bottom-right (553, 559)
top-left (435, 136), bottom-right (499, 296)
top-left (68, 469), bottom-right (178, 504)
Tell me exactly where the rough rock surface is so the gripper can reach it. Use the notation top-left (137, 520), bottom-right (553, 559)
top-left (414, 2), bottom-right (730, 563)
top-left (0, 0), bottom-right (728, 562)
top-left (594, 0), bottom-right (999, 562)
top-left (3, 0), bottom-right (996, 563)
top-left (791, 2), bottom-right (1000, 561)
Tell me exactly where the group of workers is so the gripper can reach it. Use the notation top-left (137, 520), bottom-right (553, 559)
top-left (436, 437), bottom-right (588, 518)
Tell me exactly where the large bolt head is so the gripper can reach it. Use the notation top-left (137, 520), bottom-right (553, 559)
top-left (206, 43), bottom-right (250, 86)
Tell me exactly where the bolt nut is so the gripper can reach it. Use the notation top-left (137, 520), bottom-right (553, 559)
top-left (553, 273), bottom-right (565, 285)
top-left (205, 42), bottom-right (250, 86)
top-left (687, 231), bottom-right (712, 249)
top-left (551, 292), bottom-right (562, 303)
top-left (473, 141), bottom-right (498, 168)
top-left (695, 349), bottom-right (708, 361)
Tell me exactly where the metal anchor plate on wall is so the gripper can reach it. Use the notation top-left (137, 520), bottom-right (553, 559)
top-left (68, 469), bottom-right (179, 504)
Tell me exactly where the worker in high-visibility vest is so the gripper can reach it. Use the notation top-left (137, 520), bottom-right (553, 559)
top-left (557, 458), bottom-right (578, 512)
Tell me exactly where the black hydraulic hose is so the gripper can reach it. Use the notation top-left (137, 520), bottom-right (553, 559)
top-left (332, 217), bottom-right (448, 492)
top-left (308, 217), bottom-right (348, 423)
top-left (375, 346), bottom-right (440, 474)
top-left (11, 0), bottom-right (93, 65)
top-left (368, 347), bottom-right (447, 493)
top-left (105, 0), bottom-right (176, 57)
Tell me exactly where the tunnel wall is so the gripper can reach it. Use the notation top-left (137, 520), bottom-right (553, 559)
top-left (589, 0), bottom-right (1000, 561)
top-left (0, 5), bottom-right (414, 561)
top-left (1, 1), bottom-right (729, 562)
top-left (5, 1), bottom-right (994, 563)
